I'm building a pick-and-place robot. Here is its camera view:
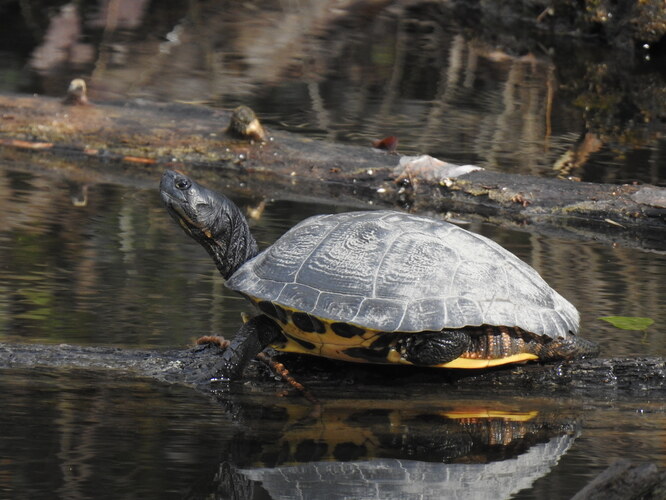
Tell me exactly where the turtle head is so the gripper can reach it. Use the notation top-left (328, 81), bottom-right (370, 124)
top-left (160, 170), bottom-right (258, 280)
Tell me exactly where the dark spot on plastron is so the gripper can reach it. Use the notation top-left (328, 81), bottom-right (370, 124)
top-left (345, 409), bottom-right (393, 427)
top-left (342, 347), bottom-right (390, 362)
top-left (333, 442), bottom-right (367, 461)
top-left (261, 441), bottom-right (292, 467)
top-left (257, 300), bottom-right (287, 323)
top-left (292, 312), bottom-right (326, 333)
top-left (285, 333), bottom-right (316, 352)
top-left (260, 450), bottom-right (281, 468)
top-left (331, 322), bottom-right (366, 338)
top-left (268, 330), bottom-right (289, 349)
top-left (369, 334), bottom-right (397, 350)
top-left (273, 304), bottom-right (288, 323)
top-left (258, 300), bottom-right (278, 317)
top-left (294, 440), bottom-right (328, 462)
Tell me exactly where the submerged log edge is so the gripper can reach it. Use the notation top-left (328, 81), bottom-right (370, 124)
top-left (2, 342), bottom-right (665, 398)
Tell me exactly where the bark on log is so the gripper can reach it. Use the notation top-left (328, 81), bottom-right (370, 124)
top-left (1, 94), bottom-right (664, 251)
top-left (0, 342), bottom-right (224, 388)
top-left (2, 342), bottom-right (666, 399)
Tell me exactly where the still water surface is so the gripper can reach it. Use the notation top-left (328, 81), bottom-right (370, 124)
top-left (0, 165), bottom-right (665, 499)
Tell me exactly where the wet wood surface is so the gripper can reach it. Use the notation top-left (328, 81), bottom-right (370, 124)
top-left (2, 341), bottom-right (665, 400)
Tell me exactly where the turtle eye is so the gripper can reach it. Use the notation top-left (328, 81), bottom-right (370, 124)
top-left (175, 177), bottom-right (191, 190)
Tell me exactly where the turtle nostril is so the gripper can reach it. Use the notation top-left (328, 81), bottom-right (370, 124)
top-left (175, 177), bottom-right (191, 190)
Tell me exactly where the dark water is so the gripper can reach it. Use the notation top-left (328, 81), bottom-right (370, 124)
top-left (1, 367), bottom-right (659, 500)
top-left (1, 1), bottom-right (665, 499)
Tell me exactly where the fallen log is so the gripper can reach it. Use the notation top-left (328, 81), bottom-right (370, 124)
top-left (1, 93), bottom-right (664, 251)
top-left (2, 342), bottom-right (665, 399)
top-left (0, 342), bottom-right (223, 389)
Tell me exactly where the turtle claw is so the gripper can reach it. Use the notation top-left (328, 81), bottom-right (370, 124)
top-left (195, 335), bottom-right (230, 349)
top-left (256, 352), bottom-right (319, 404)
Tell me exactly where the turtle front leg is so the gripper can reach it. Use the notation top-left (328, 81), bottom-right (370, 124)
top-left (214, 315), bottom-right (283, 380)
top-left (397, 330), bottom-right (471, 366)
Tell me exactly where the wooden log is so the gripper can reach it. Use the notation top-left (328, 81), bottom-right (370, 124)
top-left (1, 94), bottom-right (664, 252)
top-left (0, 342), bottom-right (225, 388)
top-left (2, 342), bottom-right (666, 399)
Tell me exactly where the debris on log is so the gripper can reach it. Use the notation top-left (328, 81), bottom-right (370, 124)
top-left (1, 93), bottom-right (664, 251)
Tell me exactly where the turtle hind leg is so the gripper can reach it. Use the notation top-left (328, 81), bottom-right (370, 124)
top-left (397, 330), bottom-right (471, 366)
top-left (214, 315), bottom-right (284, 380)
top-left (539, 334), bottom-right (600, 361)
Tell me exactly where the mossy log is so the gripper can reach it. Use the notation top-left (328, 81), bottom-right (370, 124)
top-left (2, 342), bottom-right (665, 399)
top-left (0, 94), bottom-right (664, 251)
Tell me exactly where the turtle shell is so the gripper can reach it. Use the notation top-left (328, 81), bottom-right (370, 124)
top-left (225, 211), bottom-right (579, 340)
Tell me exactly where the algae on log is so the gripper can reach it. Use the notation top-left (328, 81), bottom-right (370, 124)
top-left (1, 342), bottom-right (666, 399)
top-left (0, 93), bottom-right (664, 251)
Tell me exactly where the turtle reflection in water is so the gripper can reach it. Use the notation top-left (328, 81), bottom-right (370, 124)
top-left (160, 170), bottom-right (598, 380)
top-left (214, 406), bottom-right (579, 500)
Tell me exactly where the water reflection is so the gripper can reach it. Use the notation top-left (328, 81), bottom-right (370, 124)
top-left (0, 370), bottom-right (233, 499)
top-left (1, 370), bottom-right (582, 499)
top-left (2, 1), bottom-right (664, 185)
top-left (3, 368), bottom-right (666, 499)
top-left (203, 398), bottom-right (579, 500)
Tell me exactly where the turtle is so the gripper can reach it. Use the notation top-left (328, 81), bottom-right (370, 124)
top-left (160, 170), bottom-right (598, 380)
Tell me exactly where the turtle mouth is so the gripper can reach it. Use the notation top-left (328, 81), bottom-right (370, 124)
top-left (160, 172), bottom-right (220, 246)
top-left (160, 189), bottom-right (178, 209)
top-left (160, 189), bottom-right (183, 213)
top-left (160, 171), bottom-right (199, 230)
top-left (165, 201), bottom-right (202, 238)
top-left (163, 194), bottom-right (220, 252)
top-left (160, 188), bottom-right (199, 236)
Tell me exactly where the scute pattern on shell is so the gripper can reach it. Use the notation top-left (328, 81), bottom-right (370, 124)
top-left (226, 211), bottom-right (579, 338)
